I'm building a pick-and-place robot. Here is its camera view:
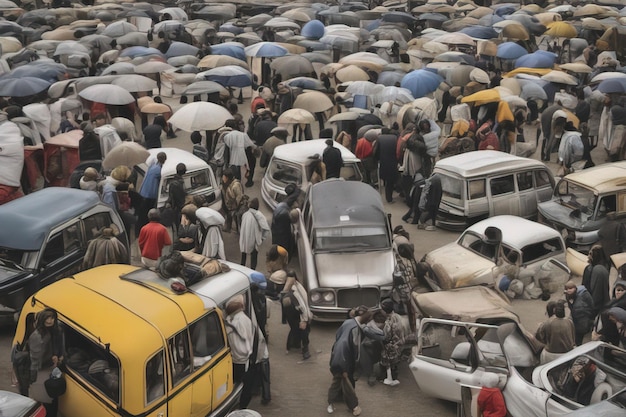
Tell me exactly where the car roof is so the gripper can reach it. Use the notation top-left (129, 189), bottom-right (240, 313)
top-left (146, 147), bottom-right (210, 176)
top-left (272, 139), bottom-right (358, 163)
top-left (435, 150), bottom-right (547, 178)
top-left (0, 188), bottom-right (101, 250)
top-left (309, 179), bottom-right (385, 228)
top-left (561, 161), bottom-right (626, 193)
top-left (465, 215), bottom-right (561, 249)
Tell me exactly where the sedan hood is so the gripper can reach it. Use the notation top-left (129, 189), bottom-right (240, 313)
top-left (314, 251), bottom-right (394, 288)
top-left (425, 244), bottom-right (495, 290)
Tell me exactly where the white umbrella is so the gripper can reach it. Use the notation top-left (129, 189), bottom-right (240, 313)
top-left (78, 84), bottom-right (135, 105)
top-left (111, 74), bottom-right (157, 92)
top-left (168, 102), bottom-right (233, 131)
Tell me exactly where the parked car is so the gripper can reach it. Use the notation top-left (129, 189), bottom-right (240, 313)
top-left (0, 188), bottom-right (129, 318)
top-left (135, 147), bottom-right (221, 211)
top-left (410, 315), bottom-right (626, 416)
top-left (0, 390), bottom-right (46, 417)
top-left (12, 255), bottom-right (262, 417)
top-left (261, 139), bottom-right (363, 209)
top-left (563, 388), bottom-right (626, 417)
top-left (293, 179), bottom-right (394, 321)
top-left (422, 215), bottom-right (568, 291)
top-left (433, 150), bottom-right (554, 230)
top-left (538, 161), bottom-right (626, 252)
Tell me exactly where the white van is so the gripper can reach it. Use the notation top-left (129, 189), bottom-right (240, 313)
top-left (261, 139), bottom-right (363, 209)
top-left (136, 147), bottom-right (222, 211)
top-left (434, 151), bottom-right (554, 230)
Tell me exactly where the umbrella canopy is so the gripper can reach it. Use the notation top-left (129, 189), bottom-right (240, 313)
top-left (301, 19), bottom-right (325, 39)
top-left (140, 102), bottom-right (171, 114)
top-left (519, 81), bottom-right (548, 101)
top-left (461, 87), bottom-right (513, 105)
top-left (344, 81), bottom-right (384, 96)
top-left (282, 77), bottom-right (324, 90)
top-left (400, 70), bottom-right (444, 98)
top-left (377, 70), bottom-right (406, 87)
top-left (541, 70), bottom-right (578, 86)
top-left (210, 43), bottom-right (246, 60)
top-left (277, 108), bottom-right (315, 125)
top-left (54, 41), bottom-right (90, 56)
top-left (270, 55), bottom-right (315, 78)
top-left (119, 46), bottom-right (164, 59)
top-left (102, 21), bottom-right (138, 38)
top-left (197, 65), bottom-right (252, 88)
top-left (328, 111), bottom-right (361, 123)
top-left (293, 91), bottom-right (334, 113)
top-left (183, 81), bottom-right (229, 96)
top-left (102, 142), bottom-right (149, 170)
top-left (497, 22), bottom-right (530, 41)
top-left (496, 42), bottom-right (528, 60)
top-left (459, 25), bottom-right (498, 40)
top-left (544, 21), bottom-right (578, 38)
top-left (101, 62), bottom-right (136, 76)
top-left (165, 42), bottom-right (199, 58)
top-left (0, 76), bottom-right (50, 97)
top-left (134, 61), bottom-right (174, 74)
top-left (559, 62), bottom-right (593, 74)
top-left (515, 50), bottom-right (558, 69)
top-left (597, 78), bottom-right (626, 94)
top-left (336, 65), bottom-right (370, 82)
top-left (433, 32), bottom-right (475, 46)
top-left (244, 42), bottom-right (289, 58)
top-left (434, 52), bottom-right (476, 65)
top-left (78, 84), bottom-right (135, 105)
top-left (169, 102), bottom-right (233, 131)
top-left (197, 54), bottom-right (249, 70)
top-left (111, 74), bottom-right (157, 92)
top-left (0, 36), bottom-right (21, 53)
top-left (590, 72), bottom-right (626, 83)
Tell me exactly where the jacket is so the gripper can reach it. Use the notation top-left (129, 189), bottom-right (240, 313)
top-left (239, 208), bottom-right (270, 253)
top-left (568, 286), bottom-right (595, 334)
top-left (225, 310), bottom-right (254, 365)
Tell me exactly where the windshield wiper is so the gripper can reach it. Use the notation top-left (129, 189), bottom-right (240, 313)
top-left (0, 257), bottom-right (25, 271)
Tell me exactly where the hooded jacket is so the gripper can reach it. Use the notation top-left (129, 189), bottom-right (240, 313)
top-left (568, 286), bottom-right (595, 335)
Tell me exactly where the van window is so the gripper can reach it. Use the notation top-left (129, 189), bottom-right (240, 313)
top-left (84, 212), bottom-right (114, 241)
top-left (146, 351), bottom-right (165, 404)
top-left (441, 175), bottom-right (463, 203)
top-left (490, 175), bottom-right (514, 196)
top-left (168, 330), bottom-right (192, 386)
top-left (517, 172), bottom-right (533, 191)
top-left (535, 170), bottom-right (551, 188)
top-left (189, 311), bottom-right (226, 364)
top-left (64, 323), bottom-right (121, 404)
top-left (468, 179), bottom-right (486, 199)
top-left (268, 159), bottom-right (302, 187)
top-left (41, 223), bottom-right (82, 265)
top-left (597, 195), bottom-right (617, 219)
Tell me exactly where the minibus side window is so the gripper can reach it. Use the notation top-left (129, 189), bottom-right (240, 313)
top-left (517, 171), bottom-right (533, 191)
top-left (146, 351), bottom-right (165, 404)
top-left (468, 179), bottom-right (486, 199)
top-left (189, 311), bottom-right (226, 368)
top-left (535, 170), bottom-right (551, 188)
top-left (490, 175), bottom-right (514, 196)
top-left (168, 330), bottom-right (192, 386)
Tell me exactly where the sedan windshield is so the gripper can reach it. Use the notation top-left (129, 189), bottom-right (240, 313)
top-left (0, 248), bottom-right (27, 269)
top-left (268, 159), bottom-right (302, 187)
top-left (314, 226), bottom-right (389, 252)
top-left (555, 180), bottom-right (596, 217)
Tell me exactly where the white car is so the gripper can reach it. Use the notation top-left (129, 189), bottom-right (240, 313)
top-left (422, 215), bottom-right (569, 291)
top-left (410, 317), bottom-right (626, 416)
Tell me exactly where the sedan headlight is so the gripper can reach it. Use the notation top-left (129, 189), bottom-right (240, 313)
top-left (310, 290), bottom-right (335, 306)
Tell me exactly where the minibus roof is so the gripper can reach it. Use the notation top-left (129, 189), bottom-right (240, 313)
top-left (434, 150), bottom-right (547, 178)
top-left (561, 161), bottom-right (626, 193)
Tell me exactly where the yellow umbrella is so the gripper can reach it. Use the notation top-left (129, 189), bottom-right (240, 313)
top-left (461, 88), bottom-right (501, 105)
top-left (534, 12), bottom-right (561, 26)
top-left (504, 67), bottom-right (552, 78)
top-left (496, 22), bottom-right (530, 41)
top-left (544, 21), bottom-right (578, 39)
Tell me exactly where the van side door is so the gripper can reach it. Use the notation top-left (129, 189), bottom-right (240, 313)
top-left (516, 171), bottom-right (537, 218)
top-left (38, 221), bottom-right (84, 290)
top-left (489, 174), bottom-right (520, 217)
top-left (534, 169), bottom-right (554, 204)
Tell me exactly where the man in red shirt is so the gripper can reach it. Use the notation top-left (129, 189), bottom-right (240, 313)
top-left (138, 209), bottom-right (172, 268)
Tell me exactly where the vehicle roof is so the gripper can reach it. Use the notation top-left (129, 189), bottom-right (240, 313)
top-left (146, 147), bottom-right (211, 176)
top-left (465, 215), bottom-right (561, 249)
top-left (309, 179), bottom-right (386, 228)
top-left (434, 150), bottom-right (547, 178)
top-left (272, 139), bottom-right (359, 164)
top-left (0, 188), bottom-right (101, 250)
top-left (561, 161), bottom-right (626, 193)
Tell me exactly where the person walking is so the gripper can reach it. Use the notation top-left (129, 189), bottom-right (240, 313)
top-left (282, 270), bottom-right (312, 360)
top-left (28, 308), bottom-right (65, 417)
top-left (271, 186), bottom-right (299, 259)
top-left (374, 128), bottom-right (399, 203)
top-left (380, 299), bottom-right (404, 386)
top-left (196, 207), bottom-right (226, 260)
top-left (239, 198), bottom-right (270, 270)
top-left (593, 280), bottom-right (626, 346)
top-left (82, 225), bottom-right (128, 270)
top-left (535, 301), bottom-right (575, 364)
top-left (418, 173), bottom-right (443, 231)
top-left (323, 139), bottom-right (343, 179)
top-left (581, 245), bottom-right (610, 316)
top-left (173, 206), bottom-right (198, 252)
top-left (224, 295), bottom-right (255, 409)
top-left (564, 280), bottom-right (595, 346)
top-left (327, 306), bottom-right (376, 416)
top-left (167, 163), bottom-right (187, 235)
top-left (138, 209), bottom-right (172, 269)
top-left (137, 152), bottom-right (166, 232)
top-left (223, 120), bottom-right (256, 181)
top-left (221, 168), bottom-right (244, 233)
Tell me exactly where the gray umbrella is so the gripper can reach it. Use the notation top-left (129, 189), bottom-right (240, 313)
top-left (78, 84), bottom-right (135, 105)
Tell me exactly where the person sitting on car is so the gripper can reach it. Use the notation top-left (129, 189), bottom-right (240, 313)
top-left (561, 356), bottom-right (606, 406)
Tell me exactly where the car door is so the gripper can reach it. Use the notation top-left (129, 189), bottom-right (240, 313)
top-left (410, 318), bottom-right (508, 403)
top-left (293, 204), bottom-right (316, 291)
top-left (37, 221), bottom-right (84, 290)
top-left (517, 171), bottom-right (537, 218)
top-left (489, 174), bottom-right (520, 217)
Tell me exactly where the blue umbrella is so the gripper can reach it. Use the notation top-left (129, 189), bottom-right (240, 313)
top-left (400, 69), bottom-right (443, 98)
top-left (244, 42), bottom-right (288, 58)
top-left (119, 46), bottom-right (165, 59)
top-left (297, 39), bottom-right (329, 51)
top-left (496, 42), bottom-right (529, 60)
top-left (0, 76), bottom-right (50, 97)
top-left (366, 19), bottom-right (381, 31)
top-left (6, 62), bottom-right (68, 83)
top-left (459, 26), bottom-right (498, 39)
top-left (494, 5), bottom-right (517, 17)
top-left (165, 42), bottom-right (199, 58)
top-left (301, 19), bottom-right (325, 40)
top-left (200, 65), bottom-right (252, 88)
top-left (515, 50), bottom-right (558, 68)
top-left (597, 78), bottom-right (626, 94)
top-left (282, 77), bottom-right (324, 90)
top-left (210, 43), bottom-right (246, 61)
top-left (219, 23), bottom-right (244, 35)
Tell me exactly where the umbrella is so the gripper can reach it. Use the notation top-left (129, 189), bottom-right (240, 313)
top-left (377, 71), bottom-right (406, 87)
top-left (320, 33), bottom-right (359, 52)
top-left (210, 43), bottom-right (246, 60)
top-left (277, 108), bottom-right (315, 125)
top-left (496, 42), bottom-right (528, 60)
top-left (559, 63), bottom-right (593, 74)
top-left (102, 21), bottom-right (138, 38)
top-left (301, 19), bottom-right (325, 39)
top-left (336, 65), bottom-right (370, 82)
top-left (497, 22), bottom-right (530, 41)
top-left (101, 62), bottom-right (136, 76)
top-left (78, 84), bottom-right (135, 105)
top-left (434, 52), bottom-right (475, 65)
top-left (590, 72), bottom-right (626, 83)
top-left (400, 70), bottom-right (444, 98)
top-left (235, 32), bottom-right (262, 46)
top-left (293, 91), bottom-right (333, 113)
top-left (140, 102), bottom-right (171, 114)
top-left (459, 26), bottom-right (498, 39)
top-left (165, 42), bottom-right (199, 58)
top-left (418, 13), bottom-right (448, 22)
top-left (541, 70), bottom-right (578, 86)
top-left (0, 77), bottom-right (50, 97)
top-left (244, 42), bottom-right (288, 58)
top-left (264, 17), bottom-right (301, 30)
top-left (344, 81), bottom-right (384, 96)
top-left (461, 87), bottom-right (512, 105)
top-left (282, 77), bottom-right (324, 90)
top-left (544, 21), bottom-right (578, 38)
top-left (102, 142), bottom-right (149, 170)
top-left (169, 102), bottom-right (233, 131)
top-left (0, 36), bottom-right (21, 53)
top-left (301, 52), bottom-right (332, 65)
top-left (116, 32), bottom-right (149, 48)
top-left (219, 23), bottom-right (244, 35)
top-left (183, 81), bottom-right (229, 96)
top-left (515, 50), bottom-right (558, 69)
top-left (328, 112), bottom-right (361, 123)
top-left (597, 78), bottom-right (626, 94)
top-left (119, 46), bottom-right (164, 59)
top-left (573, 4), bottom-right (613, 18)
top-left (339, 52), bottom-right (388, 67)
top-left (281, 9), bottom-right (312, 23)
top-left (246, 13), bottom-right (273, 28)
top-left (372, 86), bottom-right (414, 106)
top-left (197, 54), bottom-right (249, 70)
top-left (270, 55), bottom-right (315, 78)
top-left (111, 74), bottom-right (157, 92)
top-left (519, 81), bottom-right (548, 101)
top-left (433, 32), bottom-right (475, 46)
top-left (54, 41), bottom-right (89, 56)
top-left (134, 61), bottom-right (174, 74)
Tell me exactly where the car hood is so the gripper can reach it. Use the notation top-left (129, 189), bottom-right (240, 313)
top-left (314, 251), bottom-right (394, 288)
top-left (425, 244), bottom-right (495, 290)
top-left (538, 200), bottom-right (591, 231)
top-left (0, 266), bottom-right (28, 288)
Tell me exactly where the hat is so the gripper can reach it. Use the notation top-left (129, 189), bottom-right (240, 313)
top-left (250, 272), bottom-right (267, 289)
top-left (83, 167), bottom-right (100, 181)
top-left (277, 245), bottom-right (288, 257)
top-left (271, 126), bottom-right (288, 134)
top-left (111, 165), bottom-right (131, 182)
top-left (269, 270), bottom-right (287, 285)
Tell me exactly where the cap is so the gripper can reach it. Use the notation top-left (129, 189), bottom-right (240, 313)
top-left (83, 167), bottom-right (100, 181)
top-left (269, 270), bottom-right (287, 285)
top-left (250, 272), bottom-right (267, 289)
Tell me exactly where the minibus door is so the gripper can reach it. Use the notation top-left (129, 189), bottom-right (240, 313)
top-left (489, 174), bottom-right (520, 216)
